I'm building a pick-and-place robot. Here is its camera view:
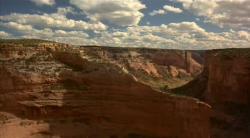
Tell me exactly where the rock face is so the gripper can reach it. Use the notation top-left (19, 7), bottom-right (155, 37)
top-left (174, 49), bottom-right (250, 138)
top-left (205, 49), bottom-right (250, 138)
top-left (0, 40), bottom-right (210, 138)
top-left (80, 46), bottom-right (202, 89)
top-left (205, 49), bottom-right (250, 105)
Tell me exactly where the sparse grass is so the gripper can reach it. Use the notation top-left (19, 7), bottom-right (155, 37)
top-left (159, 85), bottom-right (170, 91)
top-left (140, 76), bottom-right (193, 92)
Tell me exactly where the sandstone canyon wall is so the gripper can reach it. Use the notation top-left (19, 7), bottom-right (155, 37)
top-left (205, 49), bottom-right (250, 138)
top-left (0, 40), bottom-right (210, 138)
top-left (79, 46), bottom-right (202, 89)
top-left (174, 49), bottom-right (250, 138)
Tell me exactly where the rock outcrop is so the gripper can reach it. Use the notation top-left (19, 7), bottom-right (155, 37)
top-left (80, 46), bottom-right (202, 89)
top-left (174, 49), bottom-right (250, 138)
top-left (205, 49), bottom-right (250, 138)
top-left (0, 40), bottom-right (210, 138)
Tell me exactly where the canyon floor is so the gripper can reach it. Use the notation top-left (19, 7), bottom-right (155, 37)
top-left (0, 39), bottom-right (249, 138)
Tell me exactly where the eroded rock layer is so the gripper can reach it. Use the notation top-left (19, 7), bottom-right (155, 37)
top-left (174, 49), bottom-right (250, 138)
top-left (79, 46), bottom-right (203, 89)
top-left (205, 49), bottom-right (250, 138)
top-left (0, 40), bottom-right (210, 138)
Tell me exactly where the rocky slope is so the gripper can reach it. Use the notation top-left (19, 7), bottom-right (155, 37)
top-left (174, 49), bottom-right (250, 138)
top-left (79, 46), bottom-right (202, 89)
top-left (0, 39), bottom-right (210, 138)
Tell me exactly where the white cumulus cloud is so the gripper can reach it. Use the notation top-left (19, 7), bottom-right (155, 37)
top-left (89, 22), bottom-right (250, 49)
top-left (163, 5), bottom-right (183, 13)
top-left (0, 8), bottom-right (107, 31)
top-left (150, 5), bottom-right (183, 16)
top-left (149, 9), bottom-right (165, 16)
top-left (0, 22), bottom-right (33, 32)
top-left (0, 31), bottom-right (11, 38)
top-left (30, 0), bottom-right (55, 6)
top-left (175, 0), bottom-right (250, 31)
top-left (69, 0), bottom-right (146, 26)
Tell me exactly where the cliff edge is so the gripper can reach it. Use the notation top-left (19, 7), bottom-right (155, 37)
top-left (0, 40), bottom-right (211, 138)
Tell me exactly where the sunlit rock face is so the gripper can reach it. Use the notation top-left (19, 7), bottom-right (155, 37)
top-left (0, 40), bottom-right (210, 138)
top-left (79, 46), bottom-right (203, 89)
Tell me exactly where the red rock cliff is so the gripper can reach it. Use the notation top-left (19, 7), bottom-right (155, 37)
top-left (204, 49), bottom-right (250, 138)
top-left (0, 40), bottom-right (210, 138)
top-left (205, 49), bottom-right (250, 105)
top-left (80, 46), bottom-right (203, 89)
top-left (173, 49), bottom-right (250, 138)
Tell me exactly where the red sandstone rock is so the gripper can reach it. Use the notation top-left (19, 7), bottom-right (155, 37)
top-left (80, 46), bottom-right (203, 89)
top-left (173, 49), bottom-right (250, 138)
top-left (204, 49), bottom-right (250, 138)
top-left (0, 40), bottom-right (210, 138)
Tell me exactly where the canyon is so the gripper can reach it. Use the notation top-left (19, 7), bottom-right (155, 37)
top-left (174, 49), bottom-right (250, 138)
top-left (0, 39), bottom-right (249, 138)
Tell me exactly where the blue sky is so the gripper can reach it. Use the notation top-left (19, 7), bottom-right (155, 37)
top-left (0, 0), bottom-right (249, 49)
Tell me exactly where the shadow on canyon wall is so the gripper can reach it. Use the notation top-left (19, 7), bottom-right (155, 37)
top-left (0, 40), bottom-right (210, 138)
top-left (0, 39), bottom-right (249, 138)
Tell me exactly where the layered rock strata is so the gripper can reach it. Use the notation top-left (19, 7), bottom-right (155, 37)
top-left (0, 41), bottom-right (210, 138)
